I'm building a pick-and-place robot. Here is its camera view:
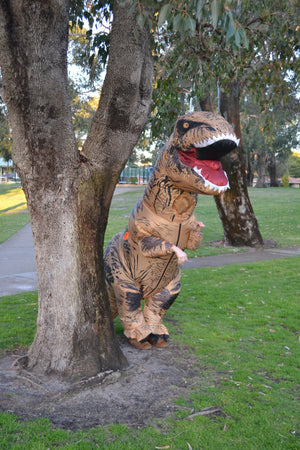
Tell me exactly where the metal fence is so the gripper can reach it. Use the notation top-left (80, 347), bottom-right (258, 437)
top-left (119, 166), bottom-right (153, 185)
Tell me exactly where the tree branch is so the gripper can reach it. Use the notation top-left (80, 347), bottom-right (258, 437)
top-left (83, 0), bottom-right (153, 174)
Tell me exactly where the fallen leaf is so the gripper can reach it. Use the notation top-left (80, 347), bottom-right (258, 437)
top-left (187, 443), bottom-right (193, 450)
top-left (155, 446), bottom-right (170, 449)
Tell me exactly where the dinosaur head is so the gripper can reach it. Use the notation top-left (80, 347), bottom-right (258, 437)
top-left (160, 111), bottom-right (239, 195)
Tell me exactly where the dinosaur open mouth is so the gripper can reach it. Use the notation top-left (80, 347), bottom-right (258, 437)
top-left (178, 148), bottom-right (229, 192)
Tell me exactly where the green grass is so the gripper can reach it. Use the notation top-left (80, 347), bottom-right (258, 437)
top-left (1, 183), bottom-right (299, 253)
top-left (248, 187), bottom-right (300, 248)
top-left (105, 187), bottom-right (300, 257)
top-left (0, 258), bottom-right (299, 448)
top-left (0, 183), bottom-right (29, 244)
top-left (0, 292), bottom-right (38, 351)
top-left (0, 184), bottom-right (300, 448)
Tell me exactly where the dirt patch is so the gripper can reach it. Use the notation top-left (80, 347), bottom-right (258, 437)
top-left (0, 337), bottom-right (203, 431)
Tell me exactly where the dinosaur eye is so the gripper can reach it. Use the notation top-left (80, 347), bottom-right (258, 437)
top-left (183, 122), bottom-right (189, 129)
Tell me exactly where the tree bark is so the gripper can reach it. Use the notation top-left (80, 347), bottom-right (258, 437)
top-left (246, 150), bottom-right (254, 187)
top-left (255, 152), bottom-right (267, 188)
top-left (0, 0), bottom-right (153, 378)
top-left (215, 81), bottom-right (263, 247)
top-left (268, 152), bottom-right (279, 187)
top-left (199, 92), bottom-right (214, 112)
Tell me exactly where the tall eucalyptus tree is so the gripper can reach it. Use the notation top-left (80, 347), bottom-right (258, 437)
top-left (0, 0), bottom-right (153, 378)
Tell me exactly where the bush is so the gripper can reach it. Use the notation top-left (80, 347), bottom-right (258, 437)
top-left (289, 153), bottom-right (300, 177)
top-left (128, 176), bottom-right (138, 184)
top-left (281, 170), bottom-right (289, 187)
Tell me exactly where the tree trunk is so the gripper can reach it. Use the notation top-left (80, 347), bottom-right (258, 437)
top-left (215, 81), bottom-right (263, 247)
top-left (255, 152), bottom-right (267, 188)
top-left (199, 92), bottom-right (214, 112)
top-left (246, 150), bottom-right (254, 187)
top-left (268, 152), bottom-right (279, 187)
top-left (0, 0), bottom-right (153, 379)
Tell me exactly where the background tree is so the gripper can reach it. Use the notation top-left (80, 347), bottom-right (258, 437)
top-left (0, 0), bottom-right (153, 379)
top-left (70, 86), bottom-right (99, 150)
top-left (0, 104), bottom-right (12, 165)
top-left (289, 153), bottom-right (300, 177)
top-left (147, 0), bottom-right (299, 246)
top-left (241, 84), bottom-right (299, 188)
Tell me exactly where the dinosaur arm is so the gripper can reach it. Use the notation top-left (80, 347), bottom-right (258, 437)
top-left (130, 201), bottom-right (188, 263)
top-left (140, 235), bottom-right (173, 257)
top-left (185, 219), bottom-right (205, 251)
top-left (139, 236), bottom-right (187, 266)
top-left (171, 245), bottom-right (188, 265)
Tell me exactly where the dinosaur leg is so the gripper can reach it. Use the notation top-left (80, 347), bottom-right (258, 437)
top-left (105, 282), bottom-right (119, 319)
top-left (104, 234), bottom-right (152, 348)
top-left (111, 279), bottom-right (153, 348)
top-left (143, 274), bottom-right (181, 347)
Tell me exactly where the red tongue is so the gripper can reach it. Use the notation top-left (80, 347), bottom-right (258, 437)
top-left (200, 163), bottom-right (228, 186)
top-left (201, 160), bottom-right (221, 170)
top-left (179, 149), bottom-right (228, 186)
top-left (179, 149), bottom-right (221, 170)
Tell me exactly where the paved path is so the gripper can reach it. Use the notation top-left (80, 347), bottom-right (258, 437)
top-left (1, 186), bottom-right (300, 297)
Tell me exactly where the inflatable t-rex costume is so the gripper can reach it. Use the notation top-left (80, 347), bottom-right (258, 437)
top-left (104, 111), bottom-right (239, 349)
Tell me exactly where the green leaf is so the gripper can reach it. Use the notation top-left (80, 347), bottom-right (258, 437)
top-left (137, 14), bottom-right (145, 30)
top-left (196, 0), bottom-right (205, 21)
top-left (211, 0), bottom-right (219, 28)
top-left (173, 13), bottom-right (184, 32)
top-left (235, 29), bottom-right (241, 47)
top-left (238, 26), bottom-right (249, 49)
top-left (226, 13), bottom-right (236, 42)
top-left (158, 3), bottom-right (172, 27)
top-left (184, 17), bottom-right (197, 36)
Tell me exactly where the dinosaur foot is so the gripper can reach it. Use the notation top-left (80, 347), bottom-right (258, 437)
top-left (129, 338), bottom-right (152, 350)
top-left (148, 334), bottom-right (169, 348)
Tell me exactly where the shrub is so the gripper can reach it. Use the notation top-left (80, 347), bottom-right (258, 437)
top-left (281, 170), bottom-right (289, 187)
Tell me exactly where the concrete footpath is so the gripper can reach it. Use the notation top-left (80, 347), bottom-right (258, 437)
top-left (1, 185), bottom-right (300, 297)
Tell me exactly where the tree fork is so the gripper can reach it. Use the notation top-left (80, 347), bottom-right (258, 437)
top-left (0, 0), bottom-right (153, 378)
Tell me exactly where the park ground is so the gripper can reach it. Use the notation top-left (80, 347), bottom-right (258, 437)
top-left (0, 184), bottom-right (299, 449)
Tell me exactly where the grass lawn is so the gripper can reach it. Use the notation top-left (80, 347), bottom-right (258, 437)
top-left (1, 183), bottom-right (299, 252)
top-left (0, 257), bottom-right (299, 448)
top-left (0, 184), bottom-right (299, 448)
top-left (0, 183), bottom-right (29, 244)
top-left (105, 187), bottom-right (300, 256)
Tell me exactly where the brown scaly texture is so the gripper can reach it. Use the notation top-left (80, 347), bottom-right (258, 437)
top-left (104, 111), bottom-right (239, 347)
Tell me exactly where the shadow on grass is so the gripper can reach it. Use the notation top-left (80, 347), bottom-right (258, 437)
top-left (0, 202), bottom-right (27, 214)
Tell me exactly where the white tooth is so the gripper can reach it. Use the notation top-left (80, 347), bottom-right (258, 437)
top-left (193, 166), bottom-right (201, 176)
top-left (191, 160), bottom-right (230, 192)
top-left (194, 132), bottom-right (239, 149)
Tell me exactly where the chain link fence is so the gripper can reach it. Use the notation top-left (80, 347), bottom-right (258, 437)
top-left (119, 166), bottom-right (153, 185)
